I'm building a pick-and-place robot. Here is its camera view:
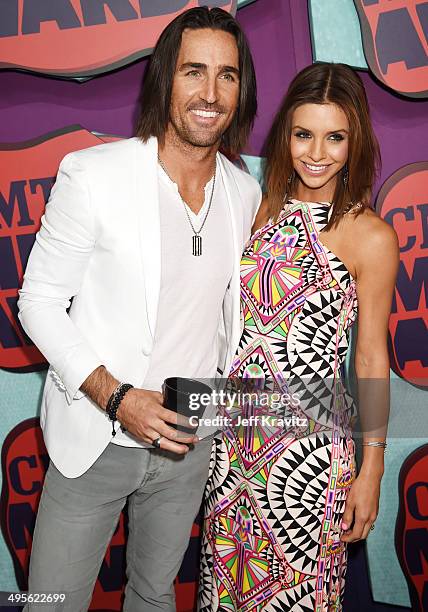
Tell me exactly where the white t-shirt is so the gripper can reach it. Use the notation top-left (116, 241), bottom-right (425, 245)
top-left (112, 157), bottom-right (233, 447)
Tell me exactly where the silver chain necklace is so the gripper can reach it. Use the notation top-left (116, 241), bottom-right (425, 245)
top-left (157, 154), bottom-right (216, 256)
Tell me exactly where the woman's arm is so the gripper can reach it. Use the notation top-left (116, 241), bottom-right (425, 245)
top-left (341, 212), bottom-right (399, 542)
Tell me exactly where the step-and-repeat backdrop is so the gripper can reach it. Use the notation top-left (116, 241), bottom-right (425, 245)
top-left (1, 1), bottom-right (427, 610)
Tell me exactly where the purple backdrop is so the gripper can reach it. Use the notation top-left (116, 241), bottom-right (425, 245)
top-left (1, 0), bottom-right (427, 203)
top-left (0, 2), bottom-right (427, 609)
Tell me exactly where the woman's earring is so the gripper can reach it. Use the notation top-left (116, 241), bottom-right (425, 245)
top-left (343, 165), bottom-right (349, 188)
top-left (284, 172), bottom-right (294, 209)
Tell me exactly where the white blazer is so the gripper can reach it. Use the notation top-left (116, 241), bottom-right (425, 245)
top-left (18, 136), bottom-right (261, 477)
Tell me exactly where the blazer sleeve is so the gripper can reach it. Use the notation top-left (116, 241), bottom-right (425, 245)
top-left (252, 180), bottom-right (263, 225)
top-left (17, 152), bottom-right (103, 404)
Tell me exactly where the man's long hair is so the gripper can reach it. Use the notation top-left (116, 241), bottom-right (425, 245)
top-left (135, 7), bottom-right (257, 156)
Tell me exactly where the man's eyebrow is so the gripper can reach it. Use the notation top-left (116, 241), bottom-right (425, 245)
top-left (178, 62), bottom-right (207, 71)
top-left (220, 65), bottom-right (240, 76)
top-left (178, 62), bottom-right (240, 75)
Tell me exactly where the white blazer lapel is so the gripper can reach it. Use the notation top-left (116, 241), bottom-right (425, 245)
top-left (134, 136), bottom-right (161, 344)
top-left (217, 155), bottom-right (245, 374)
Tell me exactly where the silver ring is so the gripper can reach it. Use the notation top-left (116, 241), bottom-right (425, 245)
top-left (370, 524), bottom-right (375, 531)
top-left (152, 436), bottom-right (162, 449)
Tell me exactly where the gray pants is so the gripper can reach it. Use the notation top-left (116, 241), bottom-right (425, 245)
top-left (25, 438), bottom-right (212, 612)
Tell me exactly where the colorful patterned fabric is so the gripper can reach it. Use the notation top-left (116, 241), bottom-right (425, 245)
top-left (199, 200), bottom-right (358, 611)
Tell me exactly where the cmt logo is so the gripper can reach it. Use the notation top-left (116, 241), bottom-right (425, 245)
top-left (0, 0), bottom-right (234, 78)
top-left (354, 0), bottom-right (428, 98)
top-left (0, 418), bottom-right (201, 611)
top-left (376, 162), bottom-right (428, 388)
top-left (0, 126), bottom-right (116, 370)
top-left (396, 444), bottom-right (428, 611)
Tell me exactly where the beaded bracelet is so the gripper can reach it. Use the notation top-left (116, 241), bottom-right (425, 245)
top-left (106, 382), bottom-right (122, 410)
top-left (106, 382), bottom-right (134, 436)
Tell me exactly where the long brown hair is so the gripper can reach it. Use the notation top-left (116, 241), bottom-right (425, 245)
top-left (135, 7), bottom-right (257, 157)
top-left (264, 63), bottom-right (380, 228)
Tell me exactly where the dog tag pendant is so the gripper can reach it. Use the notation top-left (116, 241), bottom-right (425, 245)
top-left (192, 235), bottom-right (202, 256)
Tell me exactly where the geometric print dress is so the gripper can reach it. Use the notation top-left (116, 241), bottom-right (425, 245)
top-left (199, 200), bottom-right (358, 612)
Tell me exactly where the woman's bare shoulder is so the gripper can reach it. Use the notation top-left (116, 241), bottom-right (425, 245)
top-left (350, 206), bottom-right (398, 251)
top-left (345, 206), bottom-right (399, 275)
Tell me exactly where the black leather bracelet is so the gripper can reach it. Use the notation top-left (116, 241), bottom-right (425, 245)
top-left (106, 383), bottom-right (133, 437)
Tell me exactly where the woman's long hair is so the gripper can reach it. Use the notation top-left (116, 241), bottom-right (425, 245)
top-left (135, 7), bottom-right (257, 157)
top-left (264, 63), bottom-right (380, 228)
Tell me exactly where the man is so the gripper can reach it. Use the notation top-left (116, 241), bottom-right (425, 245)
top-left (18, 6), bottom-right (261, 612)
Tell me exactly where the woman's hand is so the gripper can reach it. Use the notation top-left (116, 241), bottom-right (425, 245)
top-left (340, 469), bottom-right (382, 542)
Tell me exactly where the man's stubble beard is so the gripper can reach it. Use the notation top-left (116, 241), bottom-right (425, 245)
top-left (169, 114), bottom-right (232, 150)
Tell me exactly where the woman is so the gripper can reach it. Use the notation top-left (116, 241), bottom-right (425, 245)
top-left (199, 63), bottom-right (398, 611)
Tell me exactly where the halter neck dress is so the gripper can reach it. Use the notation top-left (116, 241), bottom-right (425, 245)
top-left (199, 199), bottom-right (358, 612)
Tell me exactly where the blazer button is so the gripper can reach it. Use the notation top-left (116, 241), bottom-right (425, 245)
top-left (142, 343), bottom-right (152, 356)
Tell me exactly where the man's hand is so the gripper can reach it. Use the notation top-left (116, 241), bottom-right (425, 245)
top-left (81, 366), bottom-right (198, 454)
top-left (117, 388), bottom-right (198, 454)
